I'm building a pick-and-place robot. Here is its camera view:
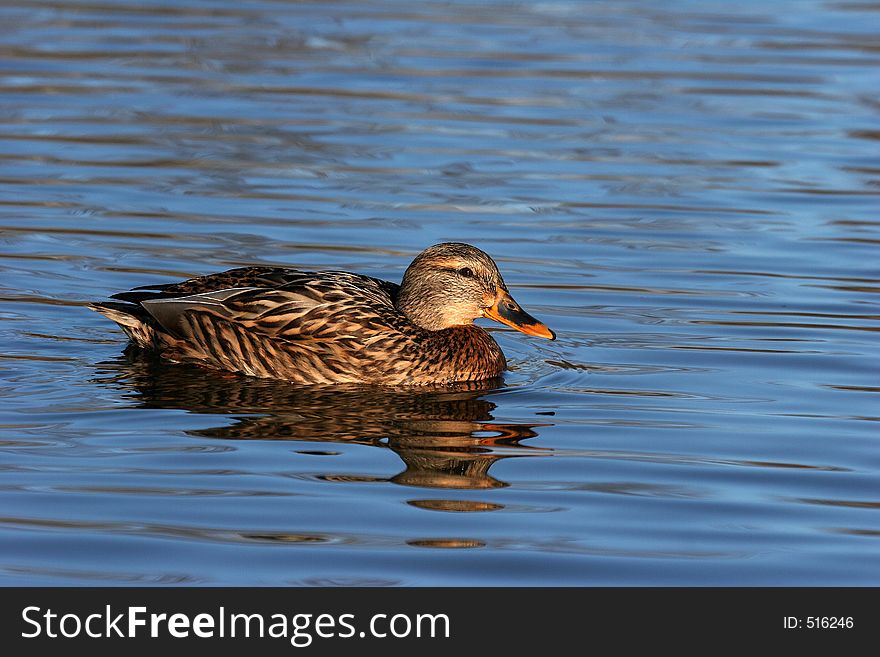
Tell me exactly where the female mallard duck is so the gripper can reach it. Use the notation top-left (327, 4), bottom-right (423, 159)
top-left (90, 242), bottom-right (555, 385)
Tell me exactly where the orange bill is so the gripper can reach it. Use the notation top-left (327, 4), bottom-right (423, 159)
top-left (483, 290), bottom-right (555, 340)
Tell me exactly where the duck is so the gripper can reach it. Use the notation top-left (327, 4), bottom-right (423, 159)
top-left (89, 242), bottom-right (555, 385)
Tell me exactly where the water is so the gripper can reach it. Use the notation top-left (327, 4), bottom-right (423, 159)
top-left (1, 0), bottom-right (878, 586)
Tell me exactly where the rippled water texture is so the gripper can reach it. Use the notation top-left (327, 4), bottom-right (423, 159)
top-left (1, 0), bottom-right (878, 585)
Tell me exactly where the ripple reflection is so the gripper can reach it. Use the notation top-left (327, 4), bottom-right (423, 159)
top-left (92, 349), bottom-right (551, 490)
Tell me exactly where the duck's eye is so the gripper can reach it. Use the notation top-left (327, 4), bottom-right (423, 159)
top-left (458, 267), bottom-right (474, 278)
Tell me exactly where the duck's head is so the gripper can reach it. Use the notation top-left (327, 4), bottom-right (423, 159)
top-left (396, 242), bottom-right (555, 340)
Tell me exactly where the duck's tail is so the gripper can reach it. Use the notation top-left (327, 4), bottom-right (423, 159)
top-left (89, 301), bottom-right (158, 349)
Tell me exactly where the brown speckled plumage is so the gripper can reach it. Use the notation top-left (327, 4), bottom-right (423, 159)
top-left (89, 243), bottom-right (554, 385)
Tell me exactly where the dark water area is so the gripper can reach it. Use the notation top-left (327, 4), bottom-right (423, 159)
top-left (0, 0), bottom-right (878, 585)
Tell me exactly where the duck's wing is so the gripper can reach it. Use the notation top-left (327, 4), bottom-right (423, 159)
top-left (128, 268), bottom-right (402, 341)
top-left (110, 267), bottom-right (308, 303)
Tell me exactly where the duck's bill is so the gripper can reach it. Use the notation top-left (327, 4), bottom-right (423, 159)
top-left (483, 291), bottom-right (556, 340)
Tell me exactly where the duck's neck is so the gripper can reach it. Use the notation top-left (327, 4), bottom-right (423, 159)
top-left (396, 293), bottom-right (451, 332)
top-left (396, 282), bottom-right (477, 332)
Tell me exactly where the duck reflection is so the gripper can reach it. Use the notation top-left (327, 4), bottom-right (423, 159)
top-left (93, 348), bottom-right (550, 491)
